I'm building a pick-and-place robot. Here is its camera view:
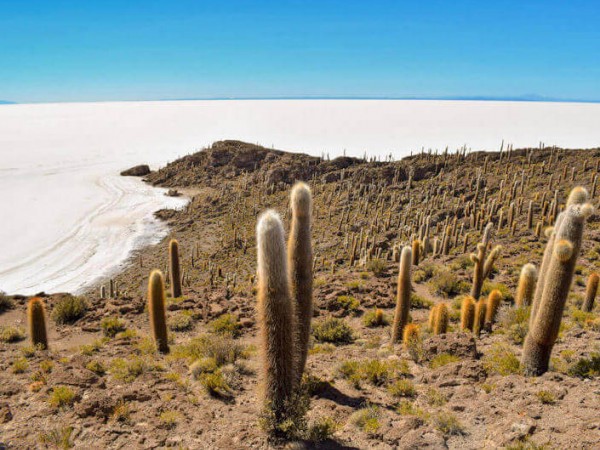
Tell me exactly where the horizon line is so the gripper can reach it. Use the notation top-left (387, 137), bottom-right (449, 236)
top-left (2, 95), bottom-right (600, 105)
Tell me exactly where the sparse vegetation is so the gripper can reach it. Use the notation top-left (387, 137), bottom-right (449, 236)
top-left (209, 313), bottom-right (242, 337)
top-left (313, 317), bottom-right (354, 344)
top-left (51, 295), bottom-right (88, 324)
top-left (48, 386), bottom-right (76, 409)
top-left (483, 343), bottom-right (522, 375)
top-left (0, 326), bottom-right (25, 343)
top-left (101, 317), bottom-right (127, 337)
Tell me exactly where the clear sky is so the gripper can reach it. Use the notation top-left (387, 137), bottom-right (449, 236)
top-left (1, 0), bottom-right (599, 103)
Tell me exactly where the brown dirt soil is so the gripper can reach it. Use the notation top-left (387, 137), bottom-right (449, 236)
top-left (1, 140), bottom-right (599, 449)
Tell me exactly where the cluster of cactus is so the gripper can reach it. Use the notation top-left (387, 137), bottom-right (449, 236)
top-left (428, 303), bottom-right (448, 335)
top-left (256, 182), bottom-right (313, 429)
top-left (521, 187), bottom-right (594, 376)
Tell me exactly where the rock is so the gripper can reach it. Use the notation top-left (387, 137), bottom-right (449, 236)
top-left (120, 164), bottom-right (151, 176)
top-left (398, 429), bottom-right (448, 449)
top-left (75, 393), bottom-right (117, 419)
top-left (422, 333), bottom-right (478, 361)
top-left (240, 318), bottom-right (254, 328)
top-left (383, 417), bottom-right (423, 445)
top-left (0, 402), bottom-right (12, 423)
top-left (166, 189), bottom-right (180, 197)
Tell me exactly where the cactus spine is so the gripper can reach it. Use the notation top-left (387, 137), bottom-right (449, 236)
top-left (169, 239), bottom-right (182, 298)
top-left (287, 182), bottom-right (313, 383)
top-left (433, 303), bottom-right (449, 335)
top-left (484, 289), bottom-right (502, 331)
top-left (515, 264), bottom-right (537, 308)
top-left (582, 272), bottom-right (599, 313)
top-left (27, 297), bottom-right (48, 349)
top-left (522, 188), bottom-right (594, 375)
top-left (392, 246), bottom-right (412, 344)
top-left (148, 270), bottom-right (169, 353)
top-left (257, 210), bottom-right (295, 423)
top-left (460, 296), bottom-right (476, 332)
top-left (473, 298), bottom-right (487, 337)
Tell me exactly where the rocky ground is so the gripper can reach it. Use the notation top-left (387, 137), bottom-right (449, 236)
top-left (1, 140), bottom-right (599, 449)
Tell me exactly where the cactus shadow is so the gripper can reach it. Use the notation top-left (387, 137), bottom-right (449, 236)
top-left (315, 383), bottom-right (366, 408)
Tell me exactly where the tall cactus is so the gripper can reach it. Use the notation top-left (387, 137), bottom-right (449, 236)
top-left (460, 296), bottom-right (476, 332)
top-left (412, 239), bottom-right (421, 266)
top-left (287, 182), bottom-right (313, 384)
top-left (582, 272), bottom-right (599, 313)
top-left (392, 246), bottom-right (412, 344)
top-left (522, 188), bottom-right (594, 375)
top-left (148, 270), bottom-right (169, 353)
top-left (515, 264), bottom-right (537, 308)
top-left (257, 210), bottom-right (295, 423)
top-left (27, 297), bottom-right (48, 350)
top-left (470, 223), bottom-right (493, 299)
top-left (169, 239), bottom-right (182, 299)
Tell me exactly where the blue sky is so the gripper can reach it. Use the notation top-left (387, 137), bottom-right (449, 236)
top-left (1, 1), bottom-right (599, 103)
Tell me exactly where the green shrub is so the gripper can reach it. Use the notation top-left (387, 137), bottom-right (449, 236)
top-left (80, 338), bottom-right (104, 356)
top-left (349, 405), bottom-right (381, 433)
top-left (362, 308), bottom-right (389, 327)
top-left (0, 292), bottom-right (13, 312)
top-left (85, 360), bottom-right (106, 375)
top-left (48, 386), bottom-right (76, 408)
top-left (0, 326), bottom-right (25, 343)
top-left (159, 410), bottom-right (181, 429)
top-left (425, 388), bottom-right (447, 406)
top-left (413, 263), bottom-right (437, 283)
top-left (334, 295), bottom-right (361, 315)
top-left (171, 334), bottom-right (248, 366)
top-left (307, 416), bottom-right (339, 442)
top-left (433, 411), bottom-right (464, 435)
top-left (411, 293), bottom-right (433, 309)
top-left (483, 343), bottom-right (521, 376)
top-left (337, 358), bottom-right (410, 388)
top-left (11, 357), bottom-right (28, 374)
top-left (430, 270), bottom-right (469, 297)
top-left (51, 295), bottom-right (88, 324)
top-left (39, 426), bottom-right (74, 449)
top-left (499, 306), bottom-right (530, 344)
top-left (482, 281), bottom-right (513, 302)
top-left (536, 390), bottom-right (556, 404)
top-left (209, 313), bottom-right (242, 337)
top-left (313, 318), bottom-right (354, 344)
top-left (198, 370), bottom-right (233, 398)
top-left (387, 379), bottom-right (416, 398)
top-left (567, 352), bottom-right (600, 378)
top-left (429, 353), bottom-right (460, 369)
top-left (110, 357), bottom-right (149, 382)
top-left (101, 317), bottom-right (126, 337)
top-left (169, 311), bottom-right (194, 331)
top-left (367, 259), bottom-right (387, 276)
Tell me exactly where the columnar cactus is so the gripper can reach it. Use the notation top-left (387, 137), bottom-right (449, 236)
top-left (428, 304), bottom-right (438, 331)
top-left (484, 289), bottom-right (502, 331)
top-left (392, 246), bottom-right (412, 344)
top-left (412, 239), bottom-right (421, 266)
top-left (522, 188), bottom-right (594, 376)
top-left (148, 270), bottom-right (169, 353)
top-left (433, 303), bottom-right (449, 335)
top-left (257, 210), bottom-right (295, 423)
top-left (27, 297), bottom-right (48, 349)
top-left (473, 298), bottom-right (487, 337)
top-left (470, 223), bottom-right (493, 299)
top-left (460, 296), bottom-right (476, 332)
top-left (169, 239), bottom-right (182, 298)
top-left (287, 182), bottom-right (313, 383)
top-left (482, 245), bottom-right (502, 279)
top-left (582, 272), bottom-right (599, 313)
top-left (515, 264), bottom-right (537, 308)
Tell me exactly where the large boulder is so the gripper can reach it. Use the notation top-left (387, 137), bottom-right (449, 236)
top-left (120, 164), bottom-right (151, 176)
